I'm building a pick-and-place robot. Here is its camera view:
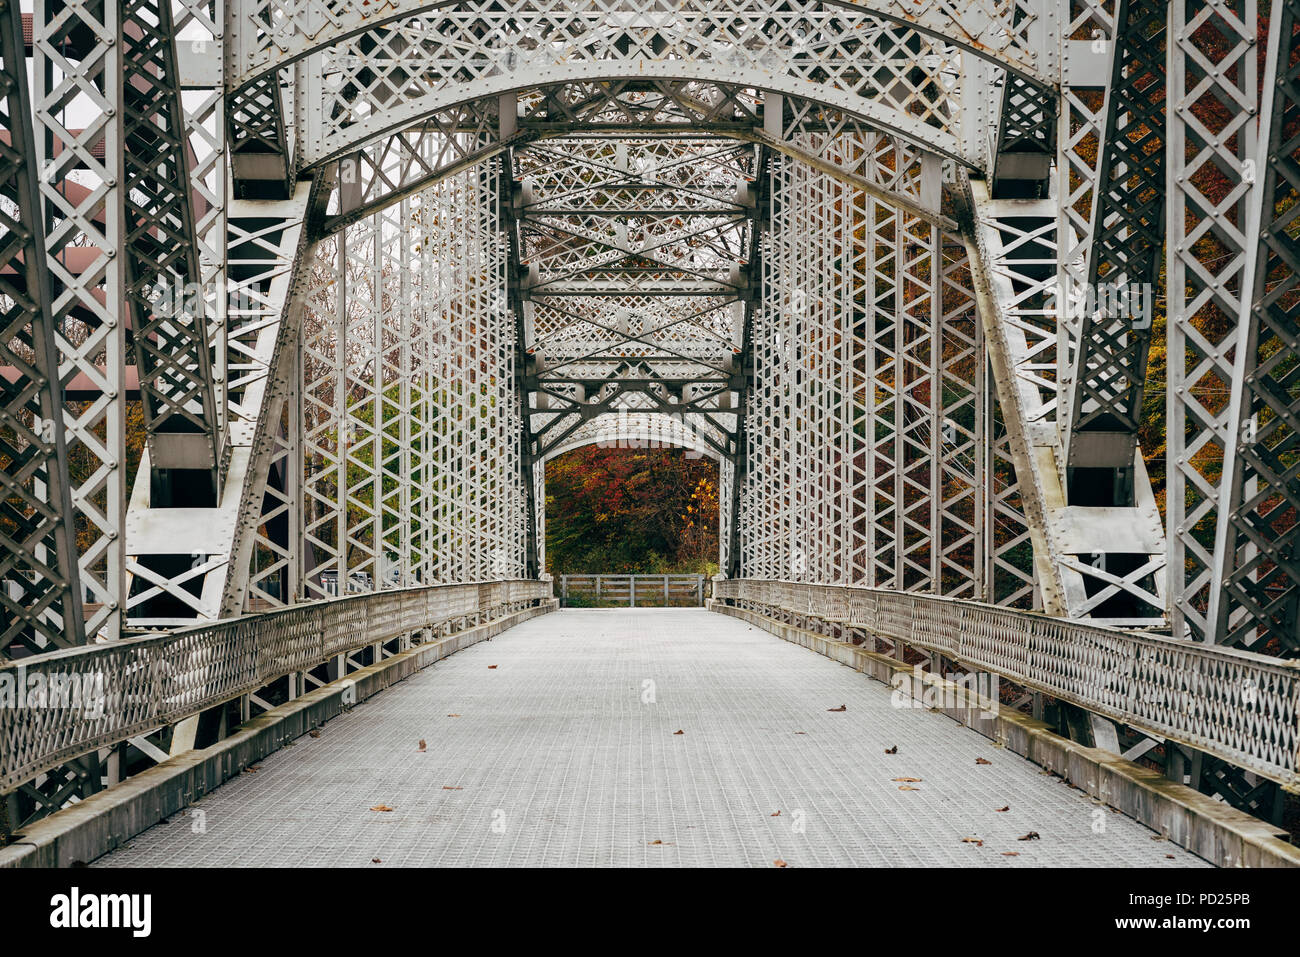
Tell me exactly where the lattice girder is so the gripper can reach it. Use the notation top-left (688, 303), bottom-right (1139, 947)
top-left (227, 0), bottom-right (1055, 92)
top-left (1064, 0), bottom-right (1166, 490)
top-left (1208, 1), bottom-right (1300, 656)
top-left (32, 0), bottom-right (127, 640)
top-left (0, 0), bottom-right (85, 655)
top-left (122, 0), bottom-right (225, 498)
top-left (265, 0), bottom-right (976, 173)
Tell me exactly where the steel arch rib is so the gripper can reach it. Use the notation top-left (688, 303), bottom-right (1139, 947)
top-left (298, 69), bottom-right (972, 174)
top-left (226, 0), bottom-right (1055, 90)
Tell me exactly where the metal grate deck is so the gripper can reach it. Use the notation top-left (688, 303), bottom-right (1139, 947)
top-left (95, 609), bottom-right (1208, 867)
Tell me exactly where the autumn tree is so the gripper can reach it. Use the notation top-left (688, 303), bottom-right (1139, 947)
top-left (545, 446), bottom-right (719, 575)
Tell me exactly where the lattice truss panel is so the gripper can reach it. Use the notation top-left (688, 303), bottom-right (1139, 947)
top-left (28, 0), bottom-right (125, 641)
top-left (0, 0), bottom-right (84, 655)
top-left (298, 163), bottom-right (527, 597)
top-left (518, 135), bottom-right (751, 465)
top-left (969, 178), bottom-right (1168, 623)
top-left (1167, 0), bottom-right (1264, 645)
top-left (229, 0), bottom-right (1049, 88)
top-left (1065, 0), bottom-right (1165, 476)
top-left (1056, 0), bottom-right (1114, 428)
top-left (737, 138), bottom-right (986, 598)
top-left (121, 0), bottom-right (223, 493)
top-left (266, 0), bottom-right (970, 167)
top-left (175, 0), bottom-right (228, 430)
top-left (1208, 1), bottom-right (1300, 657)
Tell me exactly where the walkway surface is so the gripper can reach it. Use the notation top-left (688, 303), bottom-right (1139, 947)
top-left (96, 609), bottom-right (1206, 867)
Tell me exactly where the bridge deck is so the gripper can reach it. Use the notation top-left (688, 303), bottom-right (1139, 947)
top-left (96, 609), bottom-right (1206, 867)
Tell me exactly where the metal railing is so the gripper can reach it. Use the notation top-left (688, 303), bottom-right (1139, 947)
top-left (712, 579), bottom-right (1300, 791)
top-left (0, 580), bottom-right (552, 794)
top-left (557, 574), bottom-right (707, 607)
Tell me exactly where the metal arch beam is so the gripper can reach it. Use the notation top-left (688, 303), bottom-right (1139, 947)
top-left (1207, 1), bottom-right (1300, 656)
top-left (122, 0), bottom-right (225, 504)
top-left (302, 70), bottom-right (973, 175)
top-left (226, 0), bottom-right (1057, 90)
top-left (311, 83), bottom-right (754, 242)
top-left (536, 405), bottom-right (732, 463)
top-left (277, 8), bottom-right (976, 168)
top-left (0, 0), bottom-right (85, 654)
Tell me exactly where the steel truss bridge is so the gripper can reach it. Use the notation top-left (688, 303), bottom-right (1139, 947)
top-left (1, 0), bottom-right (1299, 861)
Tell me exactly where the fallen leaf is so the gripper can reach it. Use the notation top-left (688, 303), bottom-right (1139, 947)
top-left (892, 777), bottom-right (922, 782)
top-left (961, 837), bottom-right (984, 846)
top-left (488, 665), bottom-right (498, 670)
top-left (442, 786), bottom-right (463, 791)
top-left (1017, 831), bottom-right (1041, 841)
top-left (995, 805), bottom-right (1010, 812)
top-left (884, 745), bottom-right (898, 754)
top-left (1001, 852), bottom-right (1019, 857)
top-left (371, 858), bottom-right (382, 864)
top-left (771, 810), bottom-right (781, 817)
top-left (417, 739), bottom-right (427, 752)
top-left (827, 704), bottom-right (847, 712)
top-left (794, 731), bottom-right (806, 735)
top-left (975, 757), bottom-right (992, 765)
top-left (309, 730), bottom-right (322, 738)
top-left (369, 805), bottom-right (394, 812)
top-left (773, 859), bottom-right (787, 868)
top-left (447, 714), bottom-right (461, 718)
top-left (1165, 854), bottom-right (1175, 860)
top-left (898, 785), bottom-right (921, 791)
top-left (647, 839), bottom-right (673, 846)
top-left (673, 729), bottom-right (685, 735)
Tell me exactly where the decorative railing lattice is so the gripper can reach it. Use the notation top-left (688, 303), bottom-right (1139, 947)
top-left (0, 581), bottom-right (552, 793)
top-left (713, 579), bottom-right (1300, 791)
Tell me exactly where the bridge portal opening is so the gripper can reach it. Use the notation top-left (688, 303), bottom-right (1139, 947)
top-left (544, 446), bottom-right (719, 578)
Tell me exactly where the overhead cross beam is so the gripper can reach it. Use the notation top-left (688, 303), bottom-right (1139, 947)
top-left (514, 132), bottom-right (754, 471)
